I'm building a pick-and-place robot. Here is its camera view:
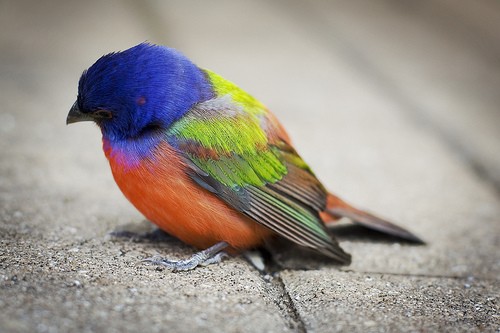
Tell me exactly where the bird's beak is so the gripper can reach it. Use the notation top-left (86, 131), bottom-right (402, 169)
top-left (66, 101), bottom-right (93, 125)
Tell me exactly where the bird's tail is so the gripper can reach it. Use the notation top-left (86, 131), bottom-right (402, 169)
top-left (321, 193), bottom-right (424, 244)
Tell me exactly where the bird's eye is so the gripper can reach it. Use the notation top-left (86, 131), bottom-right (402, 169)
top-left (93, 110), bottom-right (113, 119)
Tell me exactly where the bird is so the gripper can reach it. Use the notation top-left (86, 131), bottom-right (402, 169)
top-left (67, 43), bottom-right (423, 271)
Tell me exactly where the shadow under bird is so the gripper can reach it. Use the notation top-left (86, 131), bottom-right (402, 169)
top-left (67, 43), bottom-right (423, 271)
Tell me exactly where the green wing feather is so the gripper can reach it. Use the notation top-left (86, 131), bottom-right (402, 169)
top-left (167, 70), bottom-right (351, 263)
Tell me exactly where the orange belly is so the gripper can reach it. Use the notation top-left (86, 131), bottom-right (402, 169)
top-left (104, 140), bottom-right (273, 250)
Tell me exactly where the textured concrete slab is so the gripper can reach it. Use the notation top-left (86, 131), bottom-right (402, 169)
top-left (282, 270), bottom-right (499, 333)
top-left (0, 235), bottom-right (296, 333)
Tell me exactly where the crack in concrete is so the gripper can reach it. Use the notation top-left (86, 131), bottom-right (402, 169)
top-left (261, 272), bottom-right (308, 333)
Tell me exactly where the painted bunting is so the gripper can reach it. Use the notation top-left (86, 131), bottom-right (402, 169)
top-left (67, 43), bottom-right (422, 271)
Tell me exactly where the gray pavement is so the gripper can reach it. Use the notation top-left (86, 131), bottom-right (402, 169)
top-left (1, 1), bottom-right (499, 332)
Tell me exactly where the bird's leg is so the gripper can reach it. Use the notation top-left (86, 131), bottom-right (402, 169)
top-left (143, 241), bottom-right (229, 271)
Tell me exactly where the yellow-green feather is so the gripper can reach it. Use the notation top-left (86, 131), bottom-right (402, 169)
top-left (189, 150), bottom-right (286, 188)
top-left (204, 69), bottom-right (266, 116)
top-left (168, 70), bottom-right (288, 188)
top-left (170, 116), bottom-right (267, 156)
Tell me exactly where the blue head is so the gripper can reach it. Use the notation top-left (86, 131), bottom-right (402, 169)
top-left (67, 43), bottom-right (213, 141)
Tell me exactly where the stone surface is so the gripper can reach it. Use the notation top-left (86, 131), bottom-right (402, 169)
top-left (0, 236), bottom-right (297, 333)
top-left (282, 270), bottom-right (499, 333)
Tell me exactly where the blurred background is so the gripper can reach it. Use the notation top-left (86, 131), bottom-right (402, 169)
top-left (1, 0), bottom-right (499, 191)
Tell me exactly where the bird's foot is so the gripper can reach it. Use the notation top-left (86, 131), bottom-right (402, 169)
top-left (143, 241), bottom-right (229, 271)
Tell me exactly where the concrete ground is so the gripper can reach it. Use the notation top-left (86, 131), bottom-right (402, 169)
top-left (1, 1), bottom-right (499, 332)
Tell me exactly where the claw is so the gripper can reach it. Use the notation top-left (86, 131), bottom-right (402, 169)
top-left (199, 252), bottom-right (228, 266)
top-left (142, 241), bottom-right (229, 271)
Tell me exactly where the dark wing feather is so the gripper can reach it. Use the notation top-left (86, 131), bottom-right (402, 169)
top-left (169, 96), bottom-right (351, 264)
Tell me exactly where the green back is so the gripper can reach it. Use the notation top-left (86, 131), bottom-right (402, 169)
top-left (165, 69), bottom-right (351, 264)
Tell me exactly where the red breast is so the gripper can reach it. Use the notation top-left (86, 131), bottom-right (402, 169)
top-left (103, 139), bottom-right (274, 250)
